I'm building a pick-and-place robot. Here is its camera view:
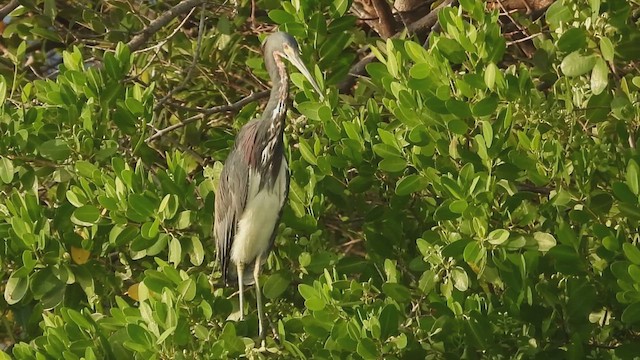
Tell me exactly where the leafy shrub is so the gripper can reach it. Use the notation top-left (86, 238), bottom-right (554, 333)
top-left (1, 0), bottom-right (640, 358)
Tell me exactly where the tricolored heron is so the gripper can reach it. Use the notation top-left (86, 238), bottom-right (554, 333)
top-left (214, 32), bottom-right (322, 340)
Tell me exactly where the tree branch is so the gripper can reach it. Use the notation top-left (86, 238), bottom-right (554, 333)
top-left (126, 0), bottom-right (206, 52)
top-left (371, 0), bottom-right (396, 39)
top-left (153, 4), bottom-right (206, 111)
top-left (0, 0), bottom-right (19, 20)
top-left (146, 90), bottom-right (270, 143)
top-left (339, 0), bottom-right (454, 93)
top-left (407, 0), bottom-right (454, 34)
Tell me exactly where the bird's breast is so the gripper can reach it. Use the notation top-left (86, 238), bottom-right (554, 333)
top-left (230, 157), bottom-right (289, 265)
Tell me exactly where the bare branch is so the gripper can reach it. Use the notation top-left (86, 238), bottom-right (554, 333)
top-left (338, 53), bottom-right (376, 93)
top-left (371, 0), bottom-right (397, 38)
top-left (406, 0), bottom-right (454, 34)
top-left (146, 90), bottom-right (270, 143)
top-left (126, 0), bottom-right (206, 52)
top-left (153, 4), bottom-right (207, 111)
top-left (133, 6), bottom-right (197, 54)
top-left (0, 0), bottom-right (19, 20)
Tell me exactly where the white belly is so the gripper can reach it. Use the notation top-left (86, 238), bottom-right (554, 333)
top-left (231, 159), bottom-right (288, 265)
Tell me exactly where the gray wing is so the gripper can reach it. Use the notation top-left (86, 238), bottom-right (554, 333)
top-left (214, 121), bottom-right (258, 284)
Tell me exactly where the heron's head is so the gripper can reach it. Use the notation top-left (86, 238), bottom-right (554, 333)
top-left (263, 32), bottom-right (322, 96)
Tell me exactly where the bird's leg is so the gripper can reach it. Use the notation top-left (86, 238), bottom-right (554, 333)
top-left (237, 262), bottom-right (245, 320)
top-left (254, 254), bottom-right (265, 346)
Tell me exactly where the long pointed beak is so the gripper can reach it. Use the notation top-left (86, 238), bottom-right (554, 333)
top-left (287, 52), bottom-right (323, 98)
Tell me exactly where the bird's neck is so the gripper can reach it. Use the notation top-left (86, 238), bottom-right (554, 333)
top-left (263, 53), bottom-right (289, 135)
top-left (258, 53), bottom-right (289, 167)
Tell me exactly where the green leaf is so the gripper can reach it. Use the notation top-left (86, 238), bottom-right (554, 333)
top-left (62, 48), bottom-right (82, 71)
top-left (382, 282), bottom-right (411, 303)
top-left (373, 144), bottom-right (401, 158)
top-left (410, 63), bottom-right (429, 79)
top-left (39, 139), bottom-right (71, 161)
top-left (298, 284), bottom-right (325, 311)
top-left (189, 237), bottom-right (204, 266)
top-left (463, 241), bottom-right (484, 264)
top-left (440, 176), bottom-right (464, 199)
top-left (448, 119), bottom-right (468, 134)
top-left (408, 125), bottom-right (430, 145)
top-left (71, 205), bottom-right (101, 226)
top-left (405, 41), bottom-right (429, 63)
top-left (177, 278), bottom-right (196, 301)
top-left (451, 266), bottom-right (469, 291)
top-left (0, 75), bottom-right (6, 107)
top-left (622, 302), bottom-right (640, 324)
top-left (599, 37), bottom-right (614, 62)
top-left (484, 63), bottom-right (497, 90)
top-left (557, 28), bottom-right (587, 53)
top-left (626, 160), bottom-right (640, 195)
top-left (449, 199), bottom-right (468, 213)
top-left (472, 96), bottom-right (498, 117)
top-left (487, 229), bottom-right (510, 245)
top-left (0, 156), bottom-right (14, 184)
top-left (169, 237), bottom-right (182, 266)
top-left (75, 161), bottom-right (99, 178)
top-left (378, 157), bottom-right (407, 173)
top-left (356, 338), bottom-right (378, 360)
top-left (481, 120), bottom-right (493, 148)
top-left (263, 271), bottom-right (292, 299)
top-left (331, 0), bottom-right (350, 17)
top-left (591, 57), bottom-right (608, 95)
top-left (534, 232), bottom-right (557, 252)
top-left (268, 10), bottom-right (295, 24)
top-left (379, 304), bottom-right (399, 339)
top-left (30, 268), bottom-right (65, 309)
top-left (4, 268), bottom-right (29, 305)
top-left (546, 1), bottom-right (571, 27)
top-left (560, 52), bottom-right (597, 77)
top-left (125, 98), bottom-right (144, 115)
top-left (126, 323), bottom-right (153, 348)
top-left (613, 182), bottom-right (636, 203)
top-left (298, 138), bottom-right (317, 165)
top-left (395, 175), bottom-right (429, 196)
top-left (128, 194), bottom-right (157, 219)
top-left (66, 308), bottom-right (93, 330)
top-left (141, 219), bottom-right (159, 239)
top-left (620, 203), bottom-right (640, 220)
top-left (623, 243), bottom-right (640, 265)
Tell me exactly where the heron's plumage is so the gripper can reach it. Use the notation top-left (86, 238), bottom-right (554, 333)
top-left (214, 119), bottom-right (289, 284)
top-left (214, 132), bottom-right (250, 284)
top-left (213, 32), bottom-right (321, 340)
top-left (231, 159), bottom-right (288, 279)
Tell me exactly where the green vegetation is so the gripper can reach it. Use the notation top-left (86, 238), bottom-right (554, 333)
top-left (1, 0), bottom-right (640, 358)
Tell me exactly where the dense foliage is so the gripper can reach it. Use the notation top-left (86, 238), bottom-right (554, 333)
top-left (1, 0), bottom-right (640, 358)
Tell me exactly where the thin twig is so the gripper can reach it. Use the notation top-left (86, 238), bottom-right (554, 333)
top-left (496, 0), bottom-right (527, 34)
top-left (506, 32), bottom-right (541, 45)
top-left (126, 0), bottom-right (206, 52)
top-left (146, 90), bottom-right (270, 142)
top-left (133, 6), bottom-right (197, 54)
top-left (153, 3), bottom-right (207, 111)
